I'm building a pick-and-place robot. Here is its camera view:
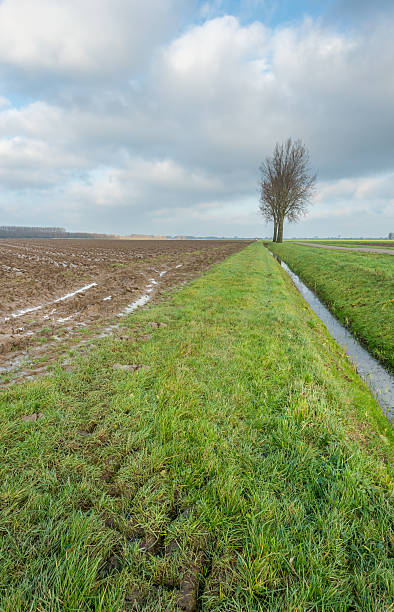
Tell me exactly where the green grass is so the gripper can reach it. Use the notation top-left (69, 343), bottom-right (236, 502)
top-left (291, 240), bottom-right (394, 249)
top-left (269, 242), bottom-right (394, 371)
top-left (0, 243), bottom-right (392, 611)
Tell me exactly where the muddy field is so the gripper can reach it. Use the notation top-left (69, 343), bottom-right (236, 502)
top-left (1, 239), bottom-right (250, 380)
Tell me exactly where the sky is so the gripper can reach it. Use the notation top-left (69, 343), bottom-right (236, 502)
top-left (0, 0), bottom-right (393, 238)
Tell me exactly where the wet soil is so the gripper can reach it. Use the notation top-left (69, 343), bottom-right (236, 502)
top-left (0, 239), bottom-right (251, 382)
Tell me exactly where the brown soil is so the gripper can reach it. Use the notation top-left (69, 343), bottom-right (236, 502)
top-left (178, 554), bottom-right (205, 611)
top-left (0, 239), bottom-right (251, 380)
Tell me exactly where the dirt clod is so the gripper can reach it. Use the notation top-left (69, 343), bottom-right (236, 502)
top-left (113, 363), bottom-right (150, 372)
top-left (104, 517), bottom-right (118, 530)
top-left (165, 539), bottom-right (180, 556)
top-left (125, 585), bottom-right (148, 607)
top-left (138, 333), bottom-right (152, 341)
top-left (177, 556), bottom-right (204, 611)
top-left (78, 430), bottom-right (92, 437)
top-left (100, 553), bottom-right (123, 577)
top-left (140, 533), bottom-right (162, 554)
top-left (22, 412), bottom-right (44, 422)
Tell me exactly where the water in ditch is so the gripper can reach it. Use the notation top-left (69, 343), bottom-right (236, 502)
top-left (269, 251), bottom-right (393, 424)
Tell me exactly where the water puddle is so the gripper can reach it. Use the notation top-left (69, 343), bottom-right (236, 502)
top-left (269, 250), bottom-right (393, 423)
top-left (57, 314), bottom-right (75, 323)
top-left (121, 290), bottom-right (153, 315)
top-left (1, 268), bottom-right (170, 381)
top-left (53, 282), bottom-right (97, 303)
top-left (3, 282), bottom-right (98, 322)
top-left (120, 276), bottom-right (160, 316)
top-left (5, 304), bottom-right (42, 321)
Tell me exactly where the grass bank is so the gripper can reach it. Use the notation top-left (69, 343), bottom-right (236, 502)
top-left (292, 240), bottom-right (394, 249)
top-left (269, 242), bottom-right (394, 371)
top-left (0, 243), bottom-right (392, 611)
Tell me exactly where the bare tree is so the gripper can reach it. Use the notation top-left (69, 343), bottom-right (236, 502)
top-left (259, 139), bottom-right (316, 243)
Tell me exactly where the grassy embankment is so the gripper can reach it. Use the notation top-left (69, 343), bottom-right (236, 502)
top-left (269, 242), bottom-right (394, 371)
top-left (0, 243), bottom-right (392, 611)
top-left (292, 240), bottom-right (394, 249)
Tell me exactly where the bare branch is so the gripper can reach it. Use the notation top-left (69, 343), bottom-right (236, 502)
top-left (258, 138), bottom-right (316, 242)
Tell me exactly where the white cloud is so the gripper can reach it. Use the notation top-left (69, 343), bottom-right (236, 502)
top-left (164, 16), bottom-right (267, 76)
top-left (316, 173), bottom-right (394, 205)
top-left (61, 158), bottom-right (229, 211)
top-left (0, 0), bottom-right (191, 77)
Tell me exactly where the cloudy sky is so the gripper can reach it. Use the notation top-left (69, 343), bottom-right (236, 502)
top-left (0, 0), bottom-right (393, 238)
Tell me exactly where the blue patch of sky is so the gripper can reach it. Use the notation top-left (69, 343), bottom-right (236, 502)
top-left (197, 0), bottom-right (335, 26)
top-left (6, 93), bottom-right (33, 109)
top-left (0, 79), bottom-right (34, 109)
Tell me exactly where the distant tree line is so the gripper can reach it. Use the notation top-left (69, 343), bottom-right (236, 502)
top-left (0, 226), bottom-right (117, 239)
top-left (0, 226), bottom-right (66, 238)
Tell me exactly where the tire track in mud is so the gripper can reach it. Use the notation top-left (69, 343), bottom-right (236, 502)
top-left (3, 281), bottom-right (98, 321)
top-left (0, 266), bottom-right (168, 379)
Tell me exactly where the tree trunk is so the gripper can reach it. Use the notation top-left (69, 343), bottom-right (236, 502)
top-left (273, 222), bottom-right (277, 242)
top-left (277, 217), bottom-right (284, 243)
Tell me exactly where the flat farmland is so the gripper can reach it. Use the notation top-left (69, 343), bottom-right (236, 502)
top-left (295, 240), bottom-right (394, 248)
top-left (294, 240), bottom-right (394, 254)
top-left (0, 239), bottom-right (250, 377)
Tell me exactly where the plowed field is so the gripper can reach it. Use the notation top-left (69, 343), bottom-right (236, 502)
top-left (0, 239), bottom-right (250, 378)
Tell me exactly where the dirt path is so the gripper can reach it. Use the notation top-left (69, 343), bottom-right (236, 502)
top-left (296, 242), bottom-right (394, 255)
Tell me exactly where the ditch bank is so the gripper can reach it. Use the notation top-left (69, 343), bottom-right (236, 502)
top-left (266, 247), bottom-right (394, 424)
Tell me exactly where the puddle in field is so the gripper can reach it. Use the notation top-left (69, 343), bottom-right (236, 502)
top-left (53, 282), bottom-right (97, 303)
top-left (121, 273), bottom-right (164, 316)
top-left (121, 288), bottom-right (154, 315)
top-left (57, 314), bottom-right (75, 323)
top-left (0, 269), bottom-right (168, 381)
top-left (269, 250), bottom-right (393, 423)
top-left (3, 282), bottom-right (98, 322)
